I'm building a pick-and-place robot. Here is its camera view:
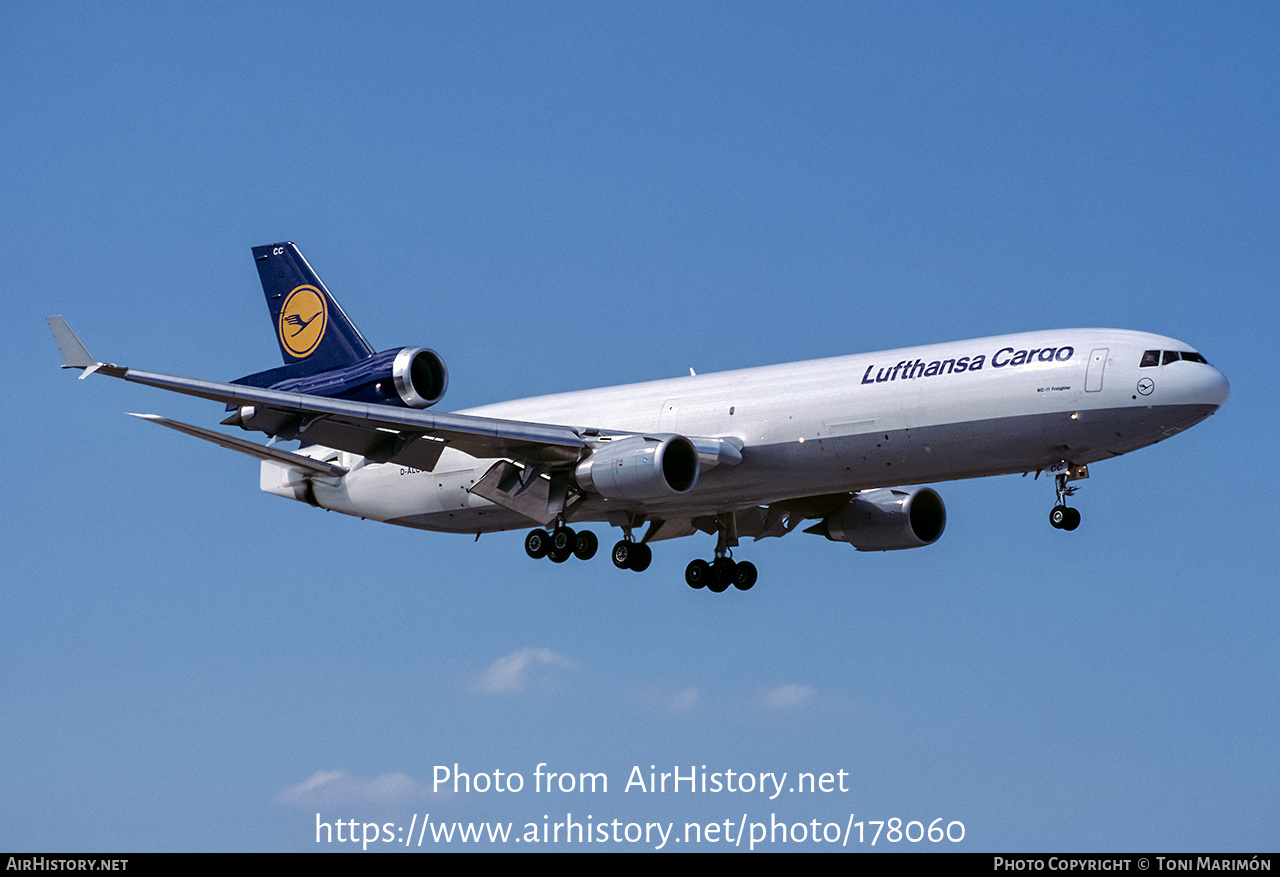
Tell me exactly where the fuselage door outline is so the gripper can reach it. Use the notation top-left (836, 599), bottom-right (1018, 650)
top-left (1085, 348), bottom-right (1109, 393)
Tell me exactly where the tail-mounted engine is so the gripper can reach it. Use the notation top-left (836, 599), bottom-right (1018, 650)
top-left (574, 434), bottom-right (700, 502)
top-left (805, 486), bottom-right (946, 551)
top-left (266, 346), bottom-right (448, 409)
top-left (389, 347), bottom-right (449, 408)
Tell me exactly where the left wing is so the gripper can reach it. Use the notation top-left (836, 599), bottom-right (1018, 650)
top-left (48, 316), bottom-right (586, 471)
top-left (48, 317), bottom-right (745, 485)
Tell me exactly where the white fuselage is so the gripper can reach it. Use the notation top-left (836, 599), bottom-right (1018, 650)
top-left (270, 329), bottom-right (1228, 533)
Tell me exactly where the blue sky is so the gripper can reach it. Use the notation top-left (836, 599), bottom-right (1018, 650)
top-left (3, 2), bottom-right (1276, 852)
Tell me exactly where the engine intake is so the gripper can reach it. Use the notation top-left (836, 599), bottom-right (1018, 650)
top-left (263, 346), bottom-right (448, 409)
top-left (391, 347), bottom-right (448, 408)
top-left (808, 487), bottom-right (946, 551)
top-left (575, 434), bottom-right (700, 502)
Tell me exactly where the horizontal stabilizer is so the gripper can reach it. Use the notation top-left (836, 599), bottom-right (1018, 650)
top-left (130, 413), bottom-right (349, 478)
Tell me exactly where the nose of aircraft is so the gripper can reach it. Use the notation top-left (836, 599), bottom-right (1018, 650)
top-left (1201, 364), bottom-right (1230, 410)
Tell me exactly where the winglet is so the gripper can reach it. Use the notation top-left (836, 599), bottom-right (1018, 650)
top-left (46, 316), bottom-right (97, 369)
top-left (46, 316), bottom-right (125, 378)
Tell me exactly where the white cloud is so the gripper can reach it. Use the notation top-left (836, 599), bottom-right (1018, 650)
top-left (639, 685), bottom-right (702, 714)
top-left (665, 686), bottom-right (701, 713)
top-left (755, 683), bottom-right (818, 711)
top-left (472, 647), bottom-right (578, 693)
top-left (276, 769), bottom-right (422, 808)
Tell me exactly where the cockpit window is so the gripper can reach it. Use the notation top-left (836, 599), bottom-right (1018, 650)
top-left (1141, 349), bottom-right (1211, 368)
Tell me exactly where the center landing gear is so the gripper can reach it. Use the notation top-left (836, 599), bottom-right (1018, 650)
top-left (1049, 471), bottom-right (1081, 531)
top-left (525, 525), bottom-right (598, 563)
top-left (611, 535), bottom-right (652, 572)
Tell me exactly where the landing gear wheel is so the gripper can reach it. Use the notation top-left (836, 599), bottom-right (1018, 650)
top-left (1049, 506), bottom-right (1068, 529)
top-left (1050, 470), bottom-right (1083, 532)
top-left (629, 542), bottom-right (653, 572)
top-left (732, 560), bottom-right (757, 591)
top-left (612, 540), bottom-right (653, 571)
top-left (685, 559), bottom-right (710, 589)
top-left (1062, 507), bottom-right (1081, 531)
top-left (551, 525), bottom-right (576, 553)
top-left (572, 530), bottom-right (598, 560)
top-left (548, 542), bottom-right (573, 563)
top-left (708, 558), bottom-right (735, 593)
top-left (611, 540), bottom-right (633, 570)
top-left (524, 529), bottom-right (549, 559)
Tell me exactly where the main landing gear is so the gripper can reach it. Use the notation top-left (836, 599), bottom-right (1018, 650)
top-left (523, 525), bottom-right (650, 571)
top-left (523, 520), bottom-right (757, 590)
top-left (1049, 471), bottom-right (1082, 531)
top-left (525, 525), bottom-right (598, 563)
top-left (684, 556), bottom-right (757, 592)
top-left (684, 514), bottom-right (757, 592)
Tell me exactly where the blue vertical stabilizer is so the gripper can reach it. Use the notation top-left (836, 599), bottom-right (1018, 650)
top-left (251, 242), bottom-right (375, 373)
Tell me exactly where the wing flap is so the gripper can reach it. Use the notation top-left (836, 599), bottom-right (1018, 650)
top-left (468, 461), bottom-right (558, 525)
top-left (247, 413), bottom-right (447, 471)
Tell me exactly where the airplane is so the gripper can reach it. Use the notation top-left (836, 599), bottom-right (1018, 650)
top-left (48, 242), bottom-right (1230, 593)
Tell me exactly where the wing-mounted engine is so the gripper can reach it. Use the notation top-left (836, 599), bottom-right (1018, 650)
top-left (263, 346), bottom-right (449, 409)
top-left (574, 434), bottom-right (700, 502)
top-left (805, 486), bottom-right (946, 551)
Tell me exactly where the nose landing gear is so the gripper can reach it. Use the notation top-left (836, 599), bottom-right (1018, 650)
top-left (1048, 466), bottom-right (1084, 531)
top-left (1049, 504), bottom-right (1081, 530)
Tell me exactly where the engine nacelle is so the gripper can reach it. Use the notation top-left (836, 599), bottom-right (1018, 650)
top-left (267, 346), bottom-right (448, 409)
top-left (390, 347), bottom-right (449, 408)
top-left (811, 487), bottom-right (946, 551)
top-left (574, 434), bottom-right (700, 502)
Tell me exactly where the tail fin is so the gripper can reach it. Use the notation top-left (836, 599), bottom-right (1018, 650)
top-left (251, 242), bottom-right (375, 374)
